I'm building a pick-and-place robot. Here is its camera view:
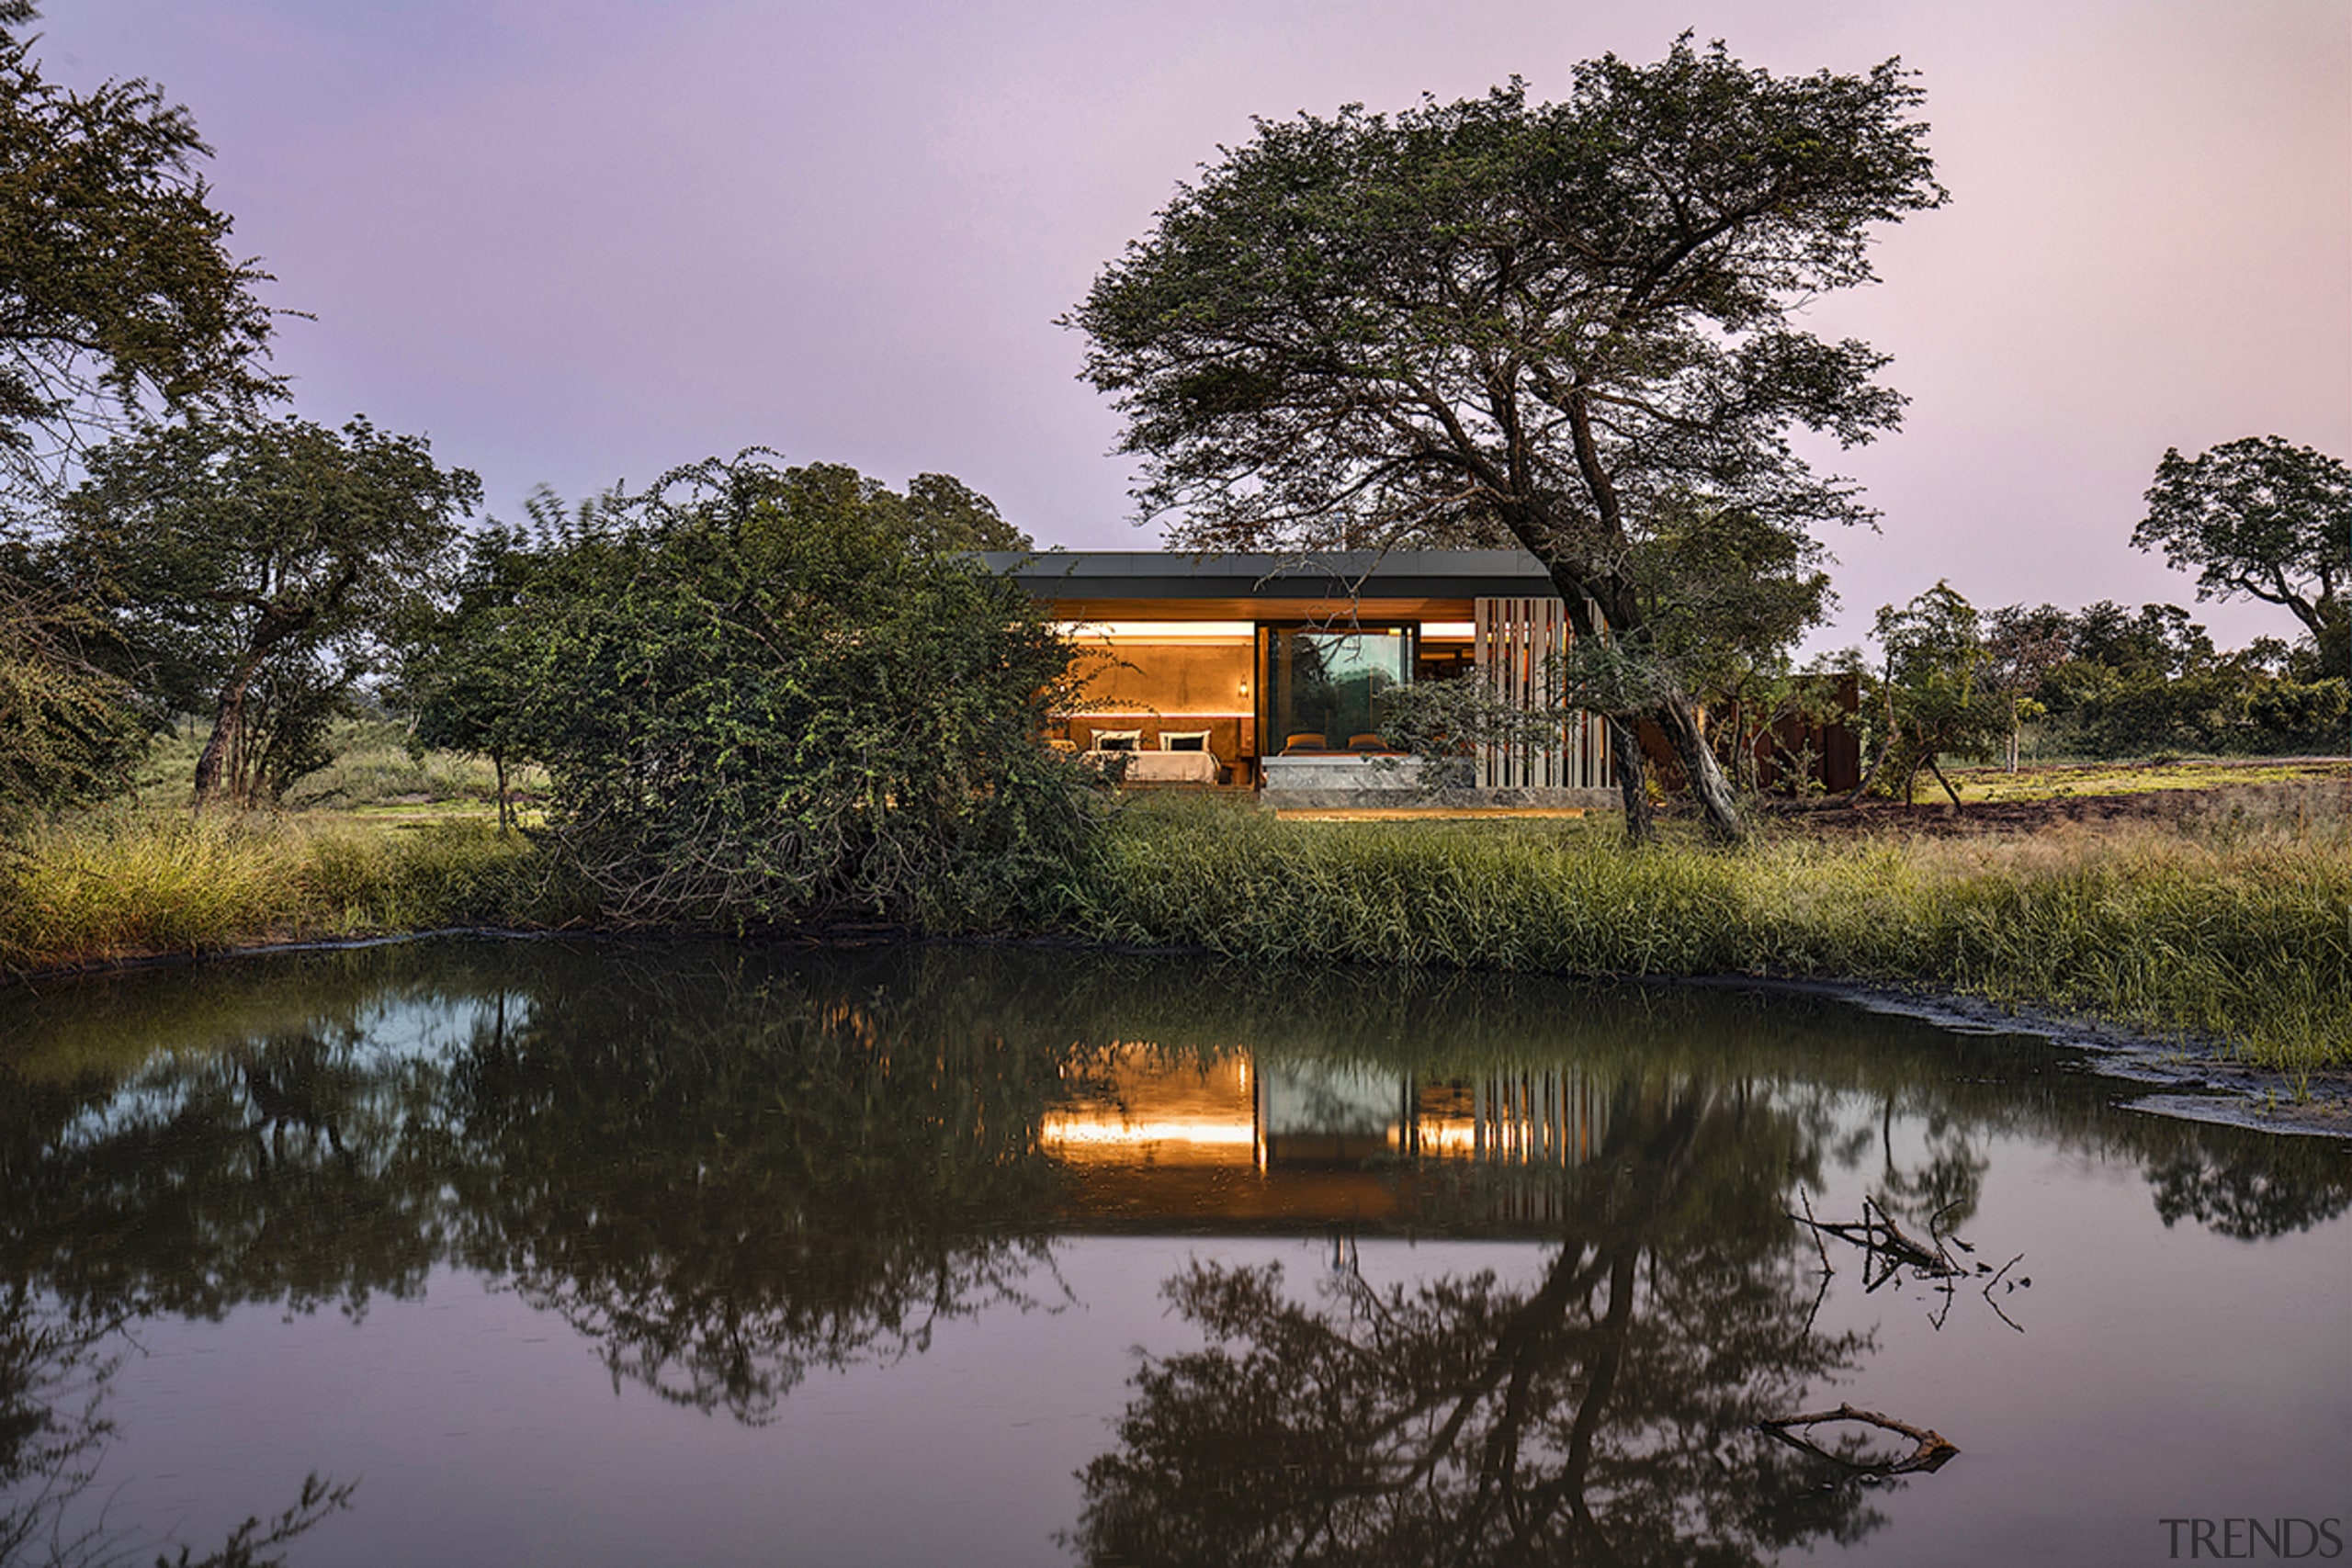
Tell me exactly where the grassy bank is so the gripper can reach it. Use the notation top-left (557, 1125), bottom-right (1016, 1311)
top-left (5, 783), bottom-right (2346, 1081)
top-left (1061, 789), bottom-right (2351, 1080)
top-left (0, 812), bottom-right (585, 975)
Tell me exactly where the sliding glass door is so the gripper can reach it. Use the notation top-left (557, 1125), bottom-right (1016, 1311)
top-left (1256, 626), bottom-right (1417, 752)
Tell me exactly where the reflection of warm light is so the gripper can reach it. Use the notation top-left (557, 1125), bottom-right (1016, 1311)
top-left (1420, 621), bottom-right (1476, 639)
top-left (1415, 1120), bottom-right (1485, 1154)
top-left (1041, 1116), bottom-right (1256, 1147)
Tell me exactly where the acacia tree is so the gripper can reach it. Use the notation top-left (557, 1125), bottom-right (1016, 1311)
top-left (61, 417), bottom-right (479, 806)
top-left (0, 14), bottom-right (278, 500)
top-left (2136, 437), bottom-right (2348, 675)
top-left (1851, 582), bottom-right (2004, 807)
top-left (1069, 40), bottom-right (1944, 841)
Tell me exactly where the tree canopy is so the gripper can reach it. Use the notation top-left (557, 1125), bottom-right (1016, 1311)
top-left (60, 416), bottom-right (479, 806)
top-left (0, 534), bottom-right (145, 818)
top-left (1071, 39), bottom-right (1944, 839)
top-left (2135, 436), bottom-right (2348, 674)
top-left (0, 9), bottom-right (283, 817)
top-left (1854, 581), bottom-right (2004, 806)
top-left (0, 21), bottom-right (278, 499)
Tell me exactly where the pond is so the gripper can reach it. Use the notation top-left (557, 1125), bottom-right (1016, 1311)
top-left (1, 939), bottom-right (2346, 1567)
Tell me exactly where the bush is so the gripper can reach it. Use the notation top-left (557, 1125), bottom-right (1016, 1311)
top-left (512, 456), bottom-right (1095, 930)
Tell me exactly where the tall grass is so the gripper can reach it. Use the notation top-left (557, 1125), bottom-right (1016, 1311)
top-left (7, 784), bottom-right (2345, 1078)
top-left (1057, 792), bottom-right (2352, 1076)
top-left (0, 812), bottom-right (586, 976)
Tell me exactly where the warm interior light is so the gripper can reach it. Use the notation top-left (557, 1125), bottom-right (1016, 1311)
top-left (1419, 621), bottom-right (1476, 639)
top-left (1058, 620), bottom-right (1256, 643)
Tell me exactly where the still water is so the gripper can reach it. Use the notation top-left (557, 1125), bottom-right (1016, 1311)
top-left (1, 939), bottom-right (2346, 1567)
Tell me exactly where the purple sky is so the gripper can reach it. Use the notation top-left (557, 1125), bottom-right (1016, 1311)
top-left (33, 0), bottom-right (2351, 653)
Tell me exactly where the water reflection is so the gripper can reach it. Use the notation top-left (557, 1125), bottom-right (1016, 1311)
top-left (1072, 1078), bottom-right (1890, 1567)
top-left (1, 941), bottom-right (2346, 1564)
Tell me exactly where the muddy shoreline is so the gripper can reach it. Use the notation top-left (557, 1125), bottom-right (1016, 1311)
top-left (1682, 973), bottom-right (2352, 1139)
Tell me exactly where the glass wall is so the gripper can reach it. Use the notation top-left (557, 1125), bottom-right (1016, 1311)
top-left (1257, 626), bottom-right (1417, 752)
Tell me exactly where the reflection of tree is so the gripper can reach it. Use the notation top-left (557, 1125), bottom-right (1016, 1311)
top-left (2, 946), bottom-right (1102, 1429)
top-left (435, 950), bottom-right (1084, 1422)
top-left (1074, 1081), bottom-right (1890, 1567)
top-left (3, 939), bottom-right (2346, 1557)
top-left (0, 1284), bottom-right (350, 1568)
top-left (1, 1032), bottom-right (446, 1325)
top-left (2144, 1139), bottom-right (2352, 1241)
top-left (0, 1285), bottom-right (119, 1566)
top-left (1871, 1098), bottom-right (1989, 1234)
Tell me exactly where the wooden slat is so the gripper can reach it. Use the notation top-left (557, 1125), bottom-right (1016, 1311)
top-left (1473, 595), bottom-right (1611, 789)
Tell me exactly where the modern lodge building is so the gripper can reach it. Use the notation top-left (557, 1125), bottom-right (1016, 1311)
top-left (982, 549), bottom-right (1619, 808)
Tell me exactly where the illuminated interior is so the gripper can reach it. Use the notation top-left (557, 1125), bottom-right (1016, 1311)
top-left (1055, 617), bottom-right (1477, 780)
top-left (1036, 1044), bottom-right (1609, 1228)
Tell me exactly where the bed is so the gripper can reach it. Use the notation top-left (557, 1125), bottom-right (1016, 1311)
top-left (1085, 749), bottom-right (1222, 784)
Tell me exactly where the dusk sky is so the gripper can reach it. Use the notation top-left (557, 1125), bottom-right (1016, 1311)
top-left (32, 0), bottom-right (2352, 654)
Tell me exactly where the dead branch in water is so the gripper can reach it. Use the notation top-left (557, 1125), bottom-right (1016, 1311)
top-left (1788, 1195), bottom-right (1958, 1278)
top-left (1758, 1402), bottom-right (1961, 1477)
top-left (1982, 1251), bottom-right (2029, 1334)
top-left (1796, 1187), bottom-right (1835, 1273)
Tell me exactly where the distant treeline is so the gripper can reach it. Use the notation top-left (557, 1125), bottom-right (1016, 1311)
top-left (1983, 598), bottom-right (2345, 760)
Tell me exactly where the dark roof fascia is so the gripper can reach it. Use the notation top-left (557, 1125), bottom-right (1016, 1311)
top-left (976, 549), bottom-right (1559, 604)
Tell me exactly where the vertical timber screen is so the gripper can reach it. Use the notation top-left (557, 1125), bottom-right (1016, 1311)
top-left (1472, 596), bottom-right (1611, 790)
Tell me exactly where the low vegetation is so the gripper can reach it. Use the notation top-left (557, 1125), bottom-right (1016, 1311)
top-left (1060, 788), bottom-right (2350, 1082)
top-left (0, 811), bottom-right (584, 974)
top-left (4, 769), bottom-right (2345, 1084)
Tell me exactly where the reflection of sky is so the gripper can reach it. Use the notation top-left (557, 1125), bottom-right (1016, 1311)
top-left (86, 1143), bottom-right (2352, 1568)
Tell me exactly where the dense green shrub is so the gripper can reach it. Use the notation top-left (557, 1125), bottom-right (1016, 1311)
top-left (508, 455), bottom-right (1095, 930)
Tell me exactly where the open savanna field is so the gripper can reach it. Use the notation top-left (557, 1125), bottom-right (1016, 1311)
top-left (5, 747), bottom-right (2346, 1085)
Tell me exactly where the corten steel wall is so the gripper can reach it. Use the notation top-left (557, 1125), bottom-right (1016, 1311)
top-left (1635, 674), bottom-right (1864, 795)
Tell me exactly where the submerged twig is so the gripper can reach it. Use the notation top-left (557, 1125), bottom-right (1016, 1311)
top-left (1981, 1252), bottom-right (2029, 1334)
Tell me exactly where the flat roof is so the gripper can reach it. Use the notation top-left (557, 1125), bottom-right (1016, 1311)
top-left (978, 549), bottom-right (1560, 606)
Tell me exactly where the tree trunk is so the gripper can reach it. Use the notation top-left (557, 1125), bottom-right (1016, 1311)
top-left (1607, 716), bottom-right (1656, 846)
top-left (1652, 694), bottom-right (1746, 842)
top-left (192, 658), bottom-right (261, 807)
top-left (492, 750), bottom-right (512, 835)
top-left (1846, 733), bottom-right (1895, 807)
top-left (1926, 757), bottom-right (1963, 807)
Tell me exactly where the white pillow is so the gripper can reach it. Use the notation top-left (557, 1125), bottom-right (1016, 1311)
top-left (1093, 728), bottom-right (1144, 752)
top-left (1159, 729), bottom-right (1213, 753)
